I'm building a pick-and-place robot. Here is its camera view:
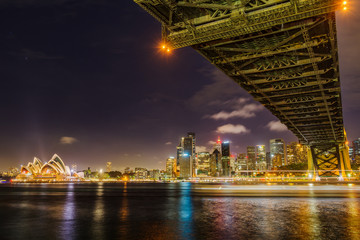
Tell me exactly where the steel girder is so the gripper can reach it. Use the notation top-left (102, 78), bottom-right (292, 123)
top-left (134, 0), bottom-right (349, 176)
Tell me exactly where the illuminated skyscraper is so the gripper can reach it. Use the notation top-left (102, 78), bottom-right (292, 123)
top-left (221, 141), bottom-right (230, 177)
top-left (187, 132), bottom-right (196, 156)
top-left (353, 138), bottom-right (360, 160)
top-left (179, 154), bottom-right (192, 179)
top-left (210, 149), bottom-right (221, 177)
top-left (166, 157), bottom-right (176, 177)
top-left (237, 153), bottom-right (247, 172)
top-left (212, 136), bottom-right (222, 152)
top-left (286, 142), bottom-right (307, 164)
top-left (270, 139), bottom-right (286, 166)
top-left (256, 145), bottom-right (266, 170)
top-left (247, 146), bottom-right (256, 170)
top-left (196, 152), bottom-right (210, 177)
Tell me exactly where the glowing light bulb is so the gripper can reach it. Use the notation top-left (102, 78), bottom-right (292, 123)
top-left (166, 48), bottom-right (170, 53)
top-left (162, 45), bottom-right (166, 49)
top-left (343, 1), bottom-right (347, 5)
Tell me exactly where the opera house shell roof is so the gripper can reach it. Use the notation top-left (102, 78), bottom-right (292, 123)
top-left (17, 154), bottom-right (71, 180)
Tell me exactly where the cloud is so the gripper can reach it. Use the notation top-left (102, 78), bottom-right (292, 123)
top-left (266, 120), bottom-right (288, 132)
top-left (59, 136), bottom-right (78, 144)
top-left (208, 140), bottom-right (216, 145)
top-left (208, 97), bottom-right (249, 107)
top-left (196, 146), bottom-right (208, 153)
top-left (216, 124), bottom-right (250, 134)
top-left (136, 154), bottom-right (142, 157)
top-left (123, 153), bottom-right (129, 157)
top-left (165, 141), bottom-right (172, 145)
top-left (209, 103), bottom-right (264, 120)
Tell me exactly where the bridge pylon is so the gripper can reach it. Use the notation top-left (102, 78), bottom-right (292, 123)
top-left (308, 131), bottom-right (352, 180)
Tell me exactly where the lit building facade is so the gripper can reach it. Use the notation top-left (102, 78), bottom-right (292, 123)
top-left (237, 153), bottom-right (247, 171)
top-left (179, 154), bottom-right (192, 178)
top-left (286, 142), bottom-right (308, 164)
top-left (17, 154), bottom-right (72, 180)
top-left (256, 145), bottom-right (266, 170)
top-left (135, 168), bottom-right (148, 179)
top-left (196, 152), bottom-right (210, 177)
top-left (221, 141), bottom-right (230, 177)
top-left (166, 157), bottom-right (177, 177)
top-left (270, 139), bottom-right (286, 166)
top-left (210, 149), bottom-right (221, 177)
top-left (247, 146), bottom-right (256, 170)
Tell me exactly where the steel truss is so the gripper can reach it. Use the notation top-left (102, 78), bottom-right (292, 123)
top-left (134, 0), bottom-right (351, 177)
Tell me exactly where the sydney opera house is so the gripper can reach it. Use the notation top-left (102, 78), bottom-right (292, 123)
top-left (16, 154), bottom-right (73, 181)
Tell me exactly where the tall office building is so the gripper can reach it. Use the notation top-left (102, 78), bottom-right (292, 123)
top-left (270, 139), bottom-right (286, 166)
top-left (237, 153), bottom-right (247, 171)
top-left (166, 157), bottom-right (177, 177)
top-left (176, 132), bottom-right (197, 178)
top-left (349, 145), bottom-right (354, 161)
top-left (179, 154), bottom-right (192, 178)
top-left (353, 138), bottom-right (360, 160)
top-left (196, 152), bottom-right (210, 176)
top-left (210, 149), bottom-right (222, 177)
top-left (286, 142), bottom-right (307, 164)
top-left (266, 152), bottom-right (271, 169)
top-left (247, 146), bottom-right (256, 170)
top-left (187, 132), bottom-right (196, 156)
top-left (183, 137), bottom-right (193, 155)
top-left (221, 141), bottom-right (230, 177)
top-left (212, 136), bottom-right (222, 152)
top-left (256, 145), bottom-right (266, 170)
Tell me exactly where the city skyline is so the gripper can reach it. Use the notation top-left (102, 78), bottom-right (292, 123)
top-left (1, 1), bottom-right (360, 171)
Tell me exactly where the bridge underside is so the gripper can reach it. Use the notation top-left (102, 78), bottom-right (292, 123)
top-left (135, 0), bottom-right (351, 177)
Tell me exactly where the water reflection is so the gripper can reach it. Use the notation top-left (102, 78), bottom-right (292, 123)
top-left (179, 183), bottom-right (194, 240)
top-left (92, 183), bottom-right (105, 239)
top-left (61, 184), bottom-right (75, 240)
top-left (347, 199), bottom-right (360, 240)
top-left (1, 183), bottom-right (360, 240)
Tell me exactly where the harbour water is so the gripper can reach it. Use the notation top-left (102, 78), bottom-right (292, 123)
top-left (1, 183), bottom-right (360, 240)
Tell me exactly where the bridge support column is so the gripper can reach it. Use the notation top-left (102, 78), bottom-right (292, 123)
top-left (309, 143), bottom-right (352, 180)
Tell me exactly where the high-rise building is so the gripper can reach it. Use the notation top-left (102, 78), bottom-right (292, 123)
top-left (183, 137), bottom-right (193, 156)
top-left (187, 132), bottom-right (196, 156)
top-left (270, 139), bottom-right (286, 166)
top-left (247, 146), bottom-right (256, 170)
top-left (196, 152), bottom-right (210, 177)
top-left (135, 168), bottom-right (147, 179)
top-left (148, 169), bottom-right (160, 180)
top-left (210, 149), bottom-right (221, 177)
top-left (221, 141), bottom-right (230, 177)
top-left (106, 162), bottom-right (112, 172)
top-left (212, 136), bottom-right (222, 153)
top-left (353, 138), bottom-right (360, 159)
top-left (286, 142), bottom-right (308, 164)
top-left (349, 145), bottom-right (354, 161)
top-left (266, 152), bottom-right (271, 169)
top-left (237, 153), bottom-right (247, 171)
top-left (230, 154), bottom-right (236, 175)
top-left (166, 157), bottom-right (177, 177)
top-left (179, 154), bottom-right (192, 178)
top-left (256, 145), bottom-right (266, 170)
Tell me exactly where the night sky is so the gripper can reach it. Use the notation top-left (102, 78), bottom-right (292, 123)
top-left (0, 1), bottom-right (359, 171)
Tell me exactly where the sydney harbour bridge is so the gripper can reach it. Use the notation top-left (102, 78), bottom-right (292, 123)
top-left (134, 0), bottom-right (351, 179)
